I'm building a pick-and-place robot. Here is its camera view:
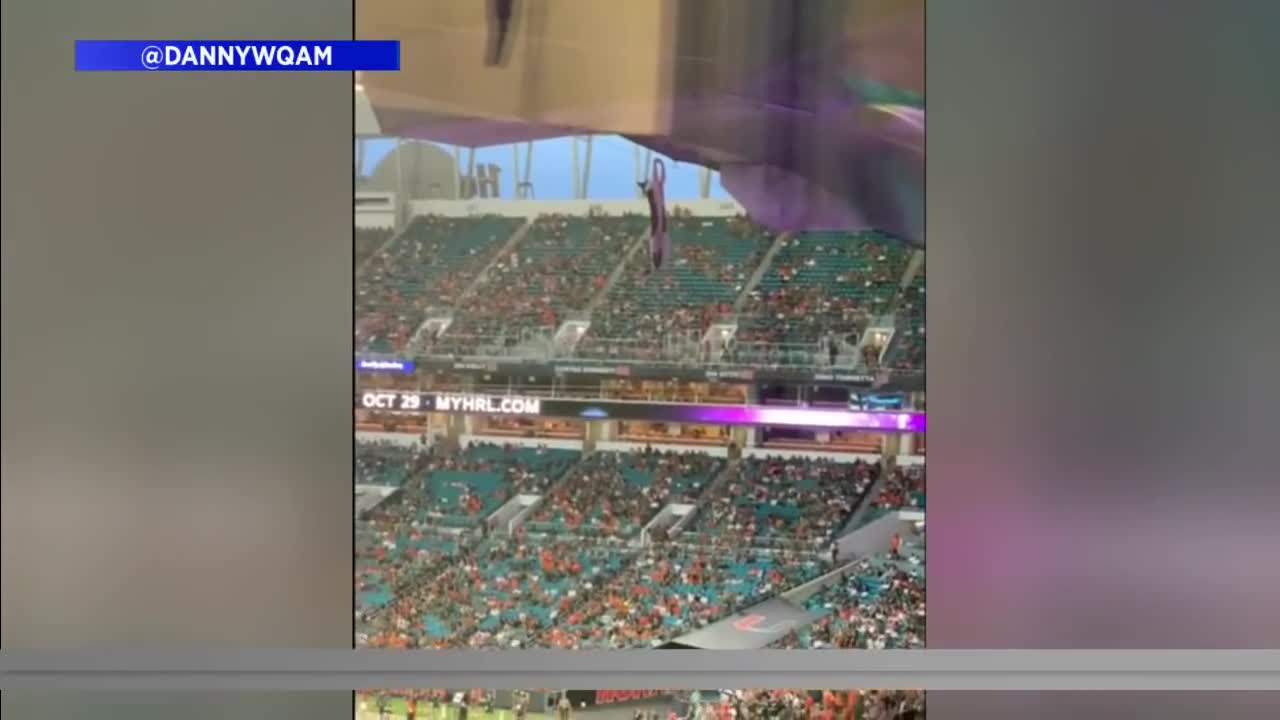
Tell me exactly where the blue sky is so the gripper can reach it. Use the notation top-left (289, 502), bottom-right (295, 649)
top-left (357, 135), bottom-right (731, 201)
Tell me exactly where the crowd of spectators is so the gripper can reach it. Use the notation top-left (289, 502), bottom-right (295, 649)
top-left (362, 535), bottom-right (630, 649)
top-left (858, 465), bottom-right (926, 528)
top-left (357, 215), bottom-right (521, 352)
top-left (773, 533), bottom-right (926, 650)
top-left (356, 226), bottom-right (394, 268)
top-left (689, 456), bottom-right (881, 550)
top-left (738, 286), bottom-right (868, 346)
top-left (355, 210), bottom-right (926, 368)
top-left (357, 534), bottom-right (828, 650)
top-left (356, 688), bottom-right (925, 720)
top-left (529, 449), bottom-right (724, 538)
top-left (355, 442), bottom-right (923, 651)
top-left (399, 438), bottom-right (576, 520)
top-left (737, 232), bottom-right (908, 352)
top-left (891, 264), bottom-right (925, 371)
top-left (583, 216), bottom-right (771, 352)
top-left (854, 690), bottom-right (926, 720)
top-left (685, 689), bottom-right (925, 720)
top-left (354, 442), bottom-right (585, 630)
top-left (356, 440), bottom-right (579, 527)
top-left (534, 543), bottom-right (827, 648)
top-left (358, 213), bottom-right (925, 374)
top-left (418, 443), bottom-right (579, 522)
top-left (448, 214), bottom-right (645, 339)
top-left (356, 440), bottom-right (419, 487)
top-left (355, 523), bottom-right (460, 640)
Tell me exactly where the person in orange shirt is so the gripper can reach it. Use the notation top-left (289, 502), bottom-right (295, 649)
top-left (405, 691), bottom-right (418, 720)
top-left (844, 691), bottom-right (859, 720)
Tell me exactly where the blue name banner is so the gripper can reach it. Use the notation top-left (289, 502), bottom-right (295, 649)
top-left (75, 40), bottom-right (399, 72)
top-left (356, 358), bottom-right (416, 373)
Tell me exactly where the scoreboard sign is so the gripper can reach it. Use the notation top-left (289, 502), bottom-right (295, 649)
top-left (358, 391), bottom-right (541, 415)
top-left (564, 690), bottom-right (670, 708)
top-left (355, 391), bottom-right (926, 432)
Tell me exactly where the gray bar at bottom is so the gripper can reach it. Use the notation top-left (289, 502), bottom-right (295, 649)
top-left (2, 650), bottom-right (1278, 690)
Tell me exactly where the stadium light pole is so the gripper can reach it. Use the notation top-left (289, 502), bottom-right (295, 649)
top-left (523, 141), bottom-right (533, 191)
top-left (581, 135), bottom-right (594, 199)
top-left (393, 136), bottom-right (405, 230)
top-left (466, 147), bottom-right (477, 198)
top-left (452, 144), bottom-right (463, 198)
top-left (511, 143), bottom-right (520, 199)
top-left (642, 147), bottom-right (654, 189)
top-left (634, 143), bottom-right (647, 197)
top-left (570, 135), bottom-right (581, 199)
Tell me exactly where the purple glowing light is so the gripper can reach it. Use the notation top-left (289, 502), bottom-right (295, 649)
top-left (686, 405), bottom-right (925, 432)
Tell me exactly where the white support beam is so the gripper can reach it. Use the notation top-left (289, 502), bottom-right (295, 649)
top-left (511, 144), bottom-right (520, 199)
top-left (581, 135), bottom-right (594, 199)
top-left (451, 145), bottom-right (462, 198)
top-left (570, 136), bottom-right (581, 198)
top-left (393, 138), bottom-right (405, 228)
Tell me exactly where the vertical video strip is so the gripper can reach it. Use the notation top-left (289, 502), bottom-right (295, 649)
top-left (354, 0), bottom-right (923, 651)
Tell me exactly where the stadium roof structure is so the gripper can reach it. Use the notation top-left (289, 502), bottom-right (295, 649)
top-left (356, 0), bottom-right (924, 244)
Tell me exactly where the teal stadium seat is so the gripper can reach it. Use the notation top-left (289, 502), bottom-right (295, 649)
top-left (781, 543), bottom-right (926, 649)
top-left (420, 444), bottom-right (579, 526)
top-left (355, 226), bottom-right (394, 267)
top-left (893, 262), bottom-right (926, 370)
top-left (529, 450), bottom-right (722, 538)
top-left (692, 456), bottom-right (878, 547)
top-left (588, 216), bottom-right (774, 343)
top-left (741, 231), bottom-right (910, 345)
top-left (356, 215), bottom-right (522, 352)
top-left (449, 214), bottom-right (647, 338)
